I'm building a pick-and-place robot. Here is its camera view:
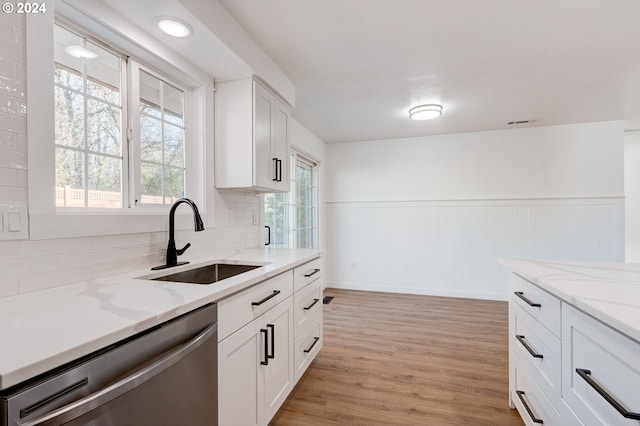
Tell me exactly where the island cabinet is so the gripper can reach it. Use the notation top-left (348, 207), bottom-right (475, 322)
top-left (508, 272), bottom-right (640, 426)
top-left (214, 77), bottom-right (290, 193)
top-left (217, 257), bottom-right (323, 426)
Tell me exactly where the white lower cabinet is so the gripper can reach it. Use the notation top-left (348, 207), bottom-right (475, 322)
top-left (508, 274), bottom-right (582, 426)
top-left (218, 296), bottom-right (294, 426)
top-left (562, 303), bottom-right (640, 426)
top-left (218, 258), bottom-right (323, 426)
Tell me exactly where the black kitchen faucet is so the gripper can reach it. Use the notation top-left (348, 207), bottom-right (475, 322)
top-left (152, 198), bottom-right (205, 270)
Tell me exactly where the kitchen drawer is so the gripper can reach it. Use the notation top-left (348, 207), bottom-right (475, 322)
top-left (218, 271), bottom-right (294, 341)
top-left (513, 360), bottom-right (564, 426)
top-left (510, 273), bottom-right (561, 337)
top-left (293, 277), bottom-right (322, 337)
top-left (562, 303), bottom-right (640, 426)
top-left (294, 315), bottom-right (322, 383)
top-left (511, 301), bottom-right (561, 401)
top-left (293, 257), bottom-right (322, 293)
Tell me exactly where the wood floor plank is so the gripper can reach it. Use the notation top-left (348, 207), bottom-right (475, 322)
top-left (270, 288), bottom-right (522, 426)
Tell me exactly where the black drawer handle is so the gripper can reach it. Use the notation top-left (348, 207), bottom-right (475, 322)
top-left (260, 328), bottom-right (269, 365)
top-left (304, 268), bottom-right (320, 278)
top-left (303, 336), bottom-right (320, 353)
top-left (576, 369), bottom-right (640, 420)
top-left (267, 324), bottom-right (275, 360)
top-left (272, 158), bottom-right (278, 181)
top-left (303, 298), bottom-right (320, 311)
top-left (516, 335), bottom-right (544, 359)
top-left (516, 390), bottom-right (544, 424)
top-left (252, 290), bottom-right (281, 306)
top-left (514, 291), bottom-right (541, 307)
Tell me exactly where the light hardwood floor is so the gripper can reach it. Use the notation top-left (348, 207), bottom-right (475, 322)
top-left (270, 288), bottom-right (523, 426)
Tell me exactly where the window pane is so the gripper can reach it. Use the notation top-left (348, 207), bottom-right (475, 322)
top-left (164, 166), bottom-right (185, 202)
top-left (138, 69), bottom-right (186, 205)
top-left (55, 148), bottom-right (84, 207)
top-left (86, 42), bottom-right (121, 105)
top-left (140, 116), bottom-right (162, 163)
top-left (87, 99), bottom-right (121, 156)
top-left (53, 25), bottom-right (83, 77)
top-left (54, 66), bottom-right (83, 92)
top-left (163, 82), bottom-right (183, 125)
top-left (87, 154), bottom-right (122, 208)
top-left (164, 123), bottom-right (184, 167)
top-left (54, 87), bottom-right (84, 149)
top-left (141, 161), bottom-right (163, 203)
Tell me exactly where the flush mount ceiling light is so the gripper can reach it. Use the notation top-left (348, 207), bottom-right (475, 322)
top-left (408, 104), bottom-right (443, 121)
top-left (157, 17), bottom-right (192, 38)
top-left (64, 45), bottom-right (98, 59)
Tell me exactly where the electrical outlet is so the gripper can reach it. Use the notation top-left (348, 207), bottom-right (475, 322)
top-left (0, 205), bottom-right (28, 240)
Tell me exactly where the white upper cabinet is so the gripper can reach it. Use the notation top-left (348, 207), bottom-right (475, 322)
top-left (215, 77), bottom-right (290, 192)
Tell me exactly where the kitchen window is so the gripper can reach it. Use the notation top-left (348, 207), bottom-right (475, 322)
top-left (53, 23), bottom-right (188, 209)
top-left (26, 11), bottom-right (212, 239)
top-left (264, 153), bottom-right (318, 248)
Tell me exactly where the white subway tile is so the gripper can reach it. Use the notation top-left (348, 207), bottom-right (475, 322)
top-left (0, 148), bottom-right (26, 168)
top-left (19, 266), bottom-right (92, 294)
top-left (20, 237), bottom-right (91, 258)
top-left (0, 167), bottom-right (17, 186)
top-left (15, 168), bottom-right (25, 186)
top-left (0, 57), bottom-right (15, 79)
top-left (0, 111), bottom-right (25, 134)
top-left (89, 232), bottom-right (165, 250)
top-left (0, 75), bottom-right (25, 99)
top-left (0, 130), bottom-right (16, 150)
top-left (15, 133), bottom-right (25, 151)
top-left (14, 62), bottom-right (24, 81)
top-left (0, 186), bottom-right (27, 204)
top-left (0, 240), bottom-right (20, 260)
top-left (0, 255), bottom-right (58, 279)
top-left (14, 24), bottom-right (23, 45)
top-left (0, 277), bottom-right (19, 298)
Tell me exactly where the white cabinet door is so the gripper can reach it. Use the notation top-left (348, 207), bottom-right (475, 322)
top-left (218, 318), bottom-right (264, 426)
top-left (273, 99), bottom-right (290, 192)
top-left (262, 296), bottom-right (294, 422)
top-left (254, 81), bottom-right (276, 190)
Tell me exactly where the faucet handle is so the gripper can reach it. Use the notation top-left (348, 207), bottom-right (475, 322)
top-left (176, 242), bottom-right (191, 256)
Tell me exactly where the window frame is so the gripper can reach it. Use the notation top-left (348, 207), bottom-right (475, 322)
top-left (26, 4), bottom-right (213, 240)
top-left (262, 150), bottom-right (319, 249)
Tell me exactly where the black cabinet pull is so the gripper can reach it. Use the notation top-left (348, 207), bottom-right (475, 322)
top-left (264, 225), bottom-right (271, 246)
top-left (272, 158), bottom-right (278, 181)
top-left (260, 328), bottom-right (269, 365)
top-left (576, 369), bottom-right (640, 420)
top-left (514, 291), bottom-right (541, 307)
top-left (516, 335), bottom-right (544, 359)
top-left (252, 290), bottom-right (281, 306)
top-left (267, 324), bottom-right (275, 360)
top-left (304, 268), bottom-right (320, 278)
top-left (516, 390), bottom-right (544, 424)
top-left (276, 158), bottom-right (283, 182)
top-left (303, 298), bottom-right (320, 311)
top-left (303, 337), bottom-right (320, 353)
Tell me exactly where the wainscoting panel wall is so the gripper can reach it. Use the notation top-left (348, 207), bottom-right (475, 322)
top-left (325, 198), bottom-right (624, 300)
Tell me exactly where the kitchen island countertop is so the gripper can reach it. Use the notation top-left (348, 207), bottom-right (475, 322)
top-left (0, 247), bottom-right (321, 391)
top-left (500, 259), bottom-right (640, 344)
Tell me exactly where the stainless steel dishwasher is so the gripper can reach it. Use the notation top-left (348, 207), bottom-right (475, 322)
top-left (0, 303), bottom-right (217, 426)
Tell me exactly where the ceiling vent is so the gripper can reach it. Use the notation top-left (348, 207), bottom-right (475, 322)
top-left (506, 120), bottom-right (535, 125)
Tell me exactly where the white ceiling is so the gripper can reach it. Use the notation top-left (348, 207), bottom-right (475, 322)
top-left (216, 0), bottom-right (640, 143)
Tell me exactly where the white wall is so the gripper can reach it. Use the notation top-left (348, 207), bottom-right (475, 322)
top-left (0, 14), bottom-right (261, 299)
top-left (625, 131), bottom-right (640, 262)
top-left (325, 122), bottom-right (625, 300)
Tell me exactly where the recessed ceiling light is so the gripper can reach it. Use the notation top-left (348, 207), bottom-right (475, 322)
top-left (409, 104), bottom-right (443, 121)
top-left (157, 17), bottom-right (192, 38)
top-left (64, 45), bottom-right (98, 59)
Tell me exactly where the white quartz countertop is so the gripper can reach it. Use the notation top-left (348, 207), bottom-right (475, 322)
top-left (500, 259), bottom-right (640, 344)
top-left (0, 247), bottom-right (321, 391)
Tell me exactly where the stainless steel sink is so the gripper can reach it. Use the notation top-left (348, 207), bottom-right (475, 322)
top-left (151, 263), bottom-right (261, 284)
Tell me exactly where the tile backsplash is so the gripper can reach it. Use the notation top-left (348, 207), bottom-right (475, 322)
top-left (0, 15), bottom-right (262, 298)
top-left (0, 12), bottom-right (27, 205)
top-left (0, 191), bottom-right (261, 298)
